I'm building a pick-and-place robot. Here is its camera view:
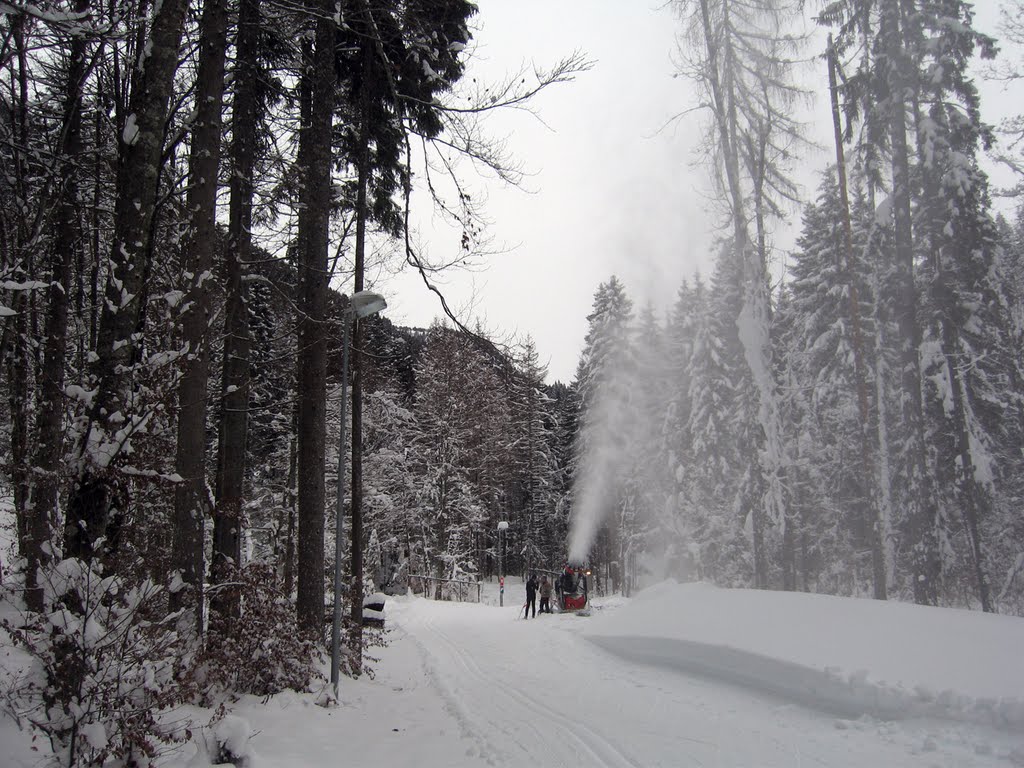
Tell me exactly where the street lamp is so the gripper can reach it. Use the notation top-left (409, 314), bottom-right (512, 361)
top-left (332, 290), bottom-right (387, 697)
top-left (497, 521), bottom-right (508, 607)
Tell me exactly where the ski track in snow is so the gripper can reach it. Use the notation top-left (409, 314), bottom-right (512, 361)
top-left (393, 596), bottom-right (1024, 768)
top-left (411, 606), bottom-right (641, 768)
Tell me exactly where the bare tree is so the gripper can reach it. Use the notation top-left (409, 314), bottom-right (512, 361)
top-left (25, 0), bottom-right (92, 610)
top-left (294, 0), bottom-right (337, 632)
top-left (211, 0), bottom-right (261, 620)
top-left (673, 0), bottom-right (808, 587)
top-left (171, 0), bottom-right (229, 627)
top-left (65, 0), bottom-right (189, 565)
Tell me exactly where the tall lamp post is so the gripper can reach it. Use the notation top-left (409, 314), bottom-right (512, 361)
top-left (332, 290), bottom-right (386, 696)
top-left (497, 521), bottom-right (508, 607)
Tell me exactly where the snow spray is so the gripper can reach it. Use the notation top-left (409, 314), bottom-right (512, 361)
top-left (567, 359), bottom-right (635, 563)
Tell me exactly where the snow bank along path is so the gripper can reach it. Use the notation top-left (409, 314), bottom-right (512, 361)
top-left (581, 581), bottom-right (1024, 732)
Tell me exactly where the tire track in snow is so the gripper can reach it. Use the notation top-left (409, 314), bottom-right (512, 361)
top-left (414, 608), bottom-right (643, 768)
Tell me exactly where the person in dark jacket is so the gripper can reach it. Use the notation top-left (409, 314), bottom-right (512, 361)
top-left (524, 574), bottom-right (538, 618)
top-left (539, 575), bottom-right (553, 613)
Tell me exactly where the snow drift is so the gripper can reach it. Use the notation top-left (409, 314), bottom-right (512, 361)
top-left (582, 581), bottom-right (1024, 731)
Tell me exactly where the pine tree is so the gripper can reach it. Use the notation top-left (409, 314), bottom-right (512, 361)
top-left (912, 4), bottom-right (1010, 610)
top-left (825, 0), bottom-right (1008, 607)
top-left (22, 0), bottom-right (91, 610)
top-left (686, 247), bottom-right (755, 586)
top-left (779, 170), bottom-right (881, 594)
top-left (509, 338), bottom-right (558, 573)
top-left (413, 325), bottom-right (489, 584)
top-left (571, 276), bottom-right (635, 591)
top-left (657, 281), bottom-right (701, 580)
top-left (624, 304), bottom-right (670, 594)
top-left (294, 0), bottom-right (338, 632)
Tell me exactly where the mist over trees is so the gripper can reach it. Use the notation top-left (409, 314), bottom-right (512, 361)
top-left (1, 0), bottom-right (1024, 762)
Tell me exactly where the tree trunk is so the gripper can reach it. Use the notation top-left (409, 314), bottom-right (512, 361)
top-left (881, 0), bottom-right (939, 605)
top-left (345, 0), bottom-right (385, 668)
top-left (940, 319), bottom-right (994, 611)
top-left (25, 0), bottom-right (91, 610)
top-left (827, 38), bottom-right (887, 600)
top-left (284, 413), bottom-right (298, 596)
top-left (171, 0), bottom-right (229, 628)
top-left (295, 0), bottom-right (337, 632)
top-left (213, 0), bottom-right (261, 615)
top-left (9, 9), bottom-right (31, 571)
top-left (697, 0), bottom-right (782, 589)
top-left (66, 0), bottom-right (189, 565)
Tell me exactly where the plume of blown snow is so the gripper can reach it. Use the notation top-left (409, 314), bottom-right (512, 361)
top-left (567, 363), bottom-right (634, 563)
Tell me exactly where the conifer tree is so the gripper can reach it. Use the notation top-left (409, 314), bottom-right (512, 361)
top-left (686, 246), bottom-right (757, 586)
top-left (509, 338), bottom-right (557, 573)
top-left (571, 276), bottom-right (635, 590)
top-left (780, 170), bottom-right (882, 593)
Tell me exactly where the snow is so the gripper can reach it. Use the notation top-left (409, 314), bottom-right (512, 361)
top-left (173, 579), bottom-right (1024, 767)
top-left (212, 715), bottom-right (253, 762)
top-left (123, 113), bottom-right (140, 146)
top-left (875, 194), bottom-right (894, 225)
top-left (64, 383), bottom-right (97, 406)
top-left (4, 572), bottom-right (1023, 767)
top-left (81, 720), bottom-right (108, 751)
top-left (583, 581), bottom-right (1024, 728)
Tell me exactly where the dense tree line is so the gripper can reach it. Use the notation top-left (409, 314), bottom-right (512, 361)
top-left (576, 183), bottom-right (1024, 612)
top-left (619, 0), bottom-right (1024, 612)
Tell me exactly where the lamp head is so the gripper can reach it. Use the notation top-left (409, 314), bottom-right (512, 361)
top-left (349, 290), bottom-right (387, 318)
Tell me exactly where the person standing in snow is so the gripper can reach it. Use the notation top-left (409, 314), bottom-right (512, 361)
top-left (539, 575), bottom-right (552, 613)
top-left (524, 573), bottom-right (538, 618)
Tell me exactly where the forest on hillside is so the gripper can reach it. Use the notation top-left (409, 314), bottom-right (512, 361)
top-left (2, 0), bottom-right (1024, 764)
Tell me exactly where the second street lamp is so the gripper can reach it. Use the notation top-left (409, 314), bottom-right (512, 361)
top-left (497, 521), bottom-right (508, 607)
top-left (331, 290), bottom-right (386, 698)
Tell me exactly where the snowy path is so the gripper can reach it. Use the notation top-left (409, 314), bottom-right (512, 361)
top-left (13, 584), bottom-right (1007, 767)
top-left (391, 595), bottom-right (1023, 768)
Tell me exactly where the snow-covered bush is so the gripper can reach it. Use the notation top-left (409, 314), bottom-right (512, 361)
top-left (1, 557), bottom-right (191, 767)
top-left (192, 563), bottom-right (322, 704)
top-left (187, 710), bottom-right (255, 767)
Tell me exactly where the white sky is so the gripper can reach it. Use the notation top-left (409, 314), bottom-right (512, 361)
top-left (380, 0), bottom-right (1017, 385)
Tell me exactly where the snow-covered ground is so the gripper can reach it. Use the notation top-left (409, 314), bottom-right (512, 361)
top-left (4, 572), bottom-right (1024, 767)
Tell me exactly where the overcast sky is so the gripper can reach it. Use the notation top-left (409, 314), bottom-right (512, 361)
top-left (379, 0), bottom-right (1014, 385)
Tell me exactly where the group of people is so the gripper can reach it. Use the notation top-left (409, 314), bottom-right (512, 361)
top-left (523, 568), bottom-right (585, 618)
top-left (523, 573), bottom-right (554, 618)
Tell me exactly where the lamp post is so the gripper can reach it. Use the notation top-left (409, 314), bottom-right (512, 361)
top-left (497, 520), bottom-right (508, 607)
top-left (332, 290), bottom-right (386, 697)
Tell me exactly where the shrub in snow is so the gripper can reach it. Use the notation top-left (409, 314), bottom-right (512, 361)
top-left (192, 563), bottom-right (322, 703)
top-left (0, 557), bottom-right (192, 767)
top-left (186, 709), bottom-right (255, 767)
top-left (211, 714), bottom-right (253, 766)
